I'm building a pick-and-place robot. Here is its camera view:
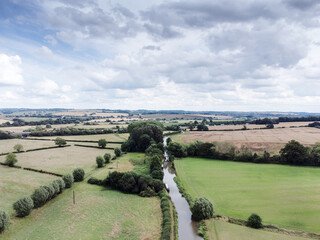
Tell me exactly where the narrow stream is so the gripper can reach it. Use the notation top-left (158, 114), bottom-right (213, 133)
top-left (163, 137), bottom-right (202, 240)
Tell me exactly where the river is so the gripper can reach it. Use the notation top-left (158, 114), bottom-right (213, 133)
top-left (163, 137), bottom-right (202, 240)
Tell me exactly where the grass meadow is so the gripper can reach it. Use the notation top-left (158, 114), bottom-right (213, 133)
top-left (175, 157), bottom-right (320, 233)
top-left (0, 139), bottom-right (55, 153)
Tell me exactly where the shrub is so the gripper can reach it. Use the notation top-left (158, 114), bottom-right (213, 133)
top-left (62, 174), bottom-right (74, 188)
top-left (43, 184), bottom-right (55, 200)
top-left (5, 153), bottom-right (18, 167)
top-left (13, 143), bottom-right (23, 152)
top-left (96, 156), bottom-right (104, 168)
top-left (51, 181), bottom-right (60, 196)
top-left (151, 169), bottom-right (164, 180)
top-left (114, 147), bottom-right (121, 157)
top-left (13, 197), bottom-right (34, 217)
top-left (87, 177), bottom-right (102, 185)
top-left (103, 153), bottom-right (111, 163)
top-left (54, 179), bottom-right (66, 193)
top-left (31, 186), bottom-right (49, 208)
top-left (73, 168), bottom-right (85, 182)
top-left (54, 137), bottom-right (67, 147)
top-left (98, 139), bottom-right (107, 148)
top-left (191, 197), bottom-right (214, 221)
top-left (247, 213), bottom-right (262, 229)
top-left (0, 211), bottom-right (10, 233)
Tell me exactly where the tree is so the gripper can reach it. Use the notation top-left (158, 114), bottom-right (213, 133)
top-left (13, 197), bottom-right (34, 217)
top-left (62, 174), bottom-right (74, 188)
top-left (104, 153), bottom-right (111, 163)
top-left (114, 147), bottom-right (121, 157)
top-left (73, 168), bottom-right (85, 182)
top-left (266, 123), bottom-right (274, 129)
top-left (96, 156), bottom-right (104, 168)
top-left (191, 197), bottom-right (214, 221)
top-left (13, 143), bottom-right (23, 152)
top-left (54, 137), bottom-right (67, 147)
top-left (247, 213), bottom-right (262, 228)
top-left (0, 211), bottom-right (10, 233)
top-left (98, 139), bottom-right (107, 148)
top-left (280, 140), bottom-right (308, 165)
top-left (5, 153), bottom-right (18, 167)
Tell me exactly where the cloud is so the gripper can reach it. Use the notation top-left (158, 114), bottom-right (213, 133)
top-left (33, 79), bottom-right (59, 95)
top-left (0, 54), bottom-right (24, 86)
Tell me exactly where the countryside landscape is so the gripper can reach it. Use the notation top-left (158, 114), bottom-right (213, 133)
top-left (1, 0), bottom-right (320, 239)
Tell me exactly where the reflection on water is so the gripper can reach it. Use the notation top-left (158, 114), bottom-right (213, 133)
top-left (163, 137), bottom-right (202, 240)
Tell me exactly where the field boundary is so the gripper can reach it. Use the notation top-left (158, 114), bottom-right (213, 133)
top-left (22, 138), bottom-right (124, 144)
top-left (74, 144), bottom-right (115, 150)
top-left (0, 163), bottom-right (63, 177)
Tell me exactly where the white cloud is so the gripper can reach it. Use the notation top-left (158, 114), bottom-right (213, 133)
top-left (0, 54), bottom-right (24, 85)
top-left (34, 79), bottom-right (59, 95)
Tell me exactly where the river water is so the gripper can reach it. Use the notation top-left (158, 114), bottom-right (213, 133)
top-left (163, 137), bottom-right (202, 240)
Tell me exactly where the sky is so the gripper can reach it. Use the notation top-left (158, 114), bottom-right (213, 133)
top-left (0, 0), bottom-right (320, 112)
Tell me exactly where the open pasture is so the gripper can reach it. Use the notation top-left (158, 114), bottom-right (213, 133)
top-left (173, 127), bottom-right (320, 153)
top-left (0, 165), bottom-right (58, 213)
top-left (175, 157), bottom-right (320, 233)
top-left (0, 139), bottom-right (55, 153)
top-left (44, 133), bottom-right (129, 142)
top-left (0, 146), bottom-right (114, 175)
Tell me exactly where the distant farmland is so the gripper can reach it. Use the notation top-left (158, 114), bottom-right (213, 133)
top-left (172, 127), bottom-right (320, 153)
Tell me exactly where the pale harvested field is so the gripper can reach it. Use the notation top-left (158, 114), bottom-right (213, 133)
top-left (52, 110), bottom-right (128, 117)
top-left (173, 127), bottom-right (320, 153)
top-left (208, 122), bottom-right (313, 130)
top-left (0, 146), bottom-right (114, 175)
top-left (141, 114), bottom-right (233, 120)
top-left (0, 123), bottom-right (76, 132)
top-left (0, 165), bottom-right (58, 213)
top-left (0, 139), bottom-right (55, 153)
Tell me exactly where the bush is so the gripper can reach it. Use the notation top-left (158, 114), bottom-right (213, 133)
top-left (114, 147), bottom-right (121, 157)
top-left (98, 139), bottom-right (107, 148)
top-left (43, 184), bottom-right (55, 200)
top-left (54, 137), bottom-right (67, 147)
top-left (191, 197), bottom-right (214, 221)
top-left (247, 213), bottom-right (262, 229)
top-left (13, 197), bottom-right (34, 217)
top-left (54, 179), bottom-right (65, 193)
top-left (13, 143), bottom-right (23, 152)
top-left (96, 156), bottom-right (104, 168)
top-left (5, 152), bottom-right (18, 167)
top-left (104, 153), bottom-right (111, 163)
top-left (62, 174), bottom-right (74, 188)
top-left (51, 181), bottom-right (60, 197)
top-left (151, 169), bottom-right (164, 180)
top-left (87, 177), bottom-right (102, 185)
top-left (73, 168), bottom-right (85, 182)
top-left (31, 186), bottom-right (49, 208)
top-left (0, 211), bottom-right (10, 233)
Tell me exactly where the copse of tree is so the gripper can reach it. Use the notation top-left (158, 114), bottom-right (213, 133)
top-left (0, 130), bottom-right (15, 139)
top-left (191, 197), bottom-right (214, 221)
top-left (280, 140), bottom-right (308, 165)
top-left (13, 144), bottom-right (23, 152)
top-left (54, 137), bottom-right (67, 147)
top-left (122, 121), bottom-right (163, 152)
top-left (98, 139), bottom-right (107, 148)
top-left (197, 124), bottom-right (209, 131)
top-left (167, 142), bottom-right (187, 158)
top-left (5, 153), bottom-right (18, 167)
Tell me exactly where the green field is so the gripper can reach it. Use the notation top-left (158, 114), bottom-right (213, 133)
top-left (0, 165), bottom-right (58, 213)
top-left (208, 220), bottom-right (312, 240)
top-left (0, 139), bottom-right (55, 153)
top-left (44, 133), bottom-right (129, 142)
top-left (175, 157), bottom-right (320, 233)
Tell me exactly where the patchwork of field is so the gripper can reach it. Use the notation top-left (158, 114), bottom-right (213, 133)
top-left (173, 127), bottom-right (320, 153)
top-left (208, 220), bottom-right (313, 240)
top-left (175, 157), bottom-right (320, 233)
top-left (208, 122), bottom-right (312, 130)
top-left (141, 114), bottom-right (232, 120)
top-left (0, 139), bottom-right (55, 153)
top-left (0, 165), bottom-right (58, 213)
top-left (43, 133), bottom-right (129, 142)
top-left (0, 146), bottom-right (114, 175)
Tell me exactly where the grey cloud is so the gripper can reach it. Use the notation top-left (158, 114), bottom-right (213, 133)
top-left (142, 45), bottom-right (161, 51)
top-left (284, 0), bottom-right (320, 10)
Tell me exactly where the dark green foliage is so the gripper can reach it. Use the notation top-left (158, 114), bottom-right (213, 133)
top-left (167, 142), bottom-right (187, 158)
top-left (197, 124), bottom-right (209, 131)
top-left (103, 153), bottom-right (111, 163)
top-left (53, 179), bottom-right (65, 194)
top-left (13, 197), bottom-right (34, 217)
top-left (151, 169), bottom-right (164, 180)
top-left (0, 211), bottom-right (10, 233)
top-left (51, 180), bottom-right (60, 196)
top-left (73, 168), bottom-right (85, 182)
top-left (186, 141), bottom-right (216, 158)
top-left (5, 152), bottom-right (18, 167)
top-left (247, 213), bottom-right (262, 229)
top-left (114, 147), bottom-right (121, 157)
top-left (98, 139), bottom-right (107, 148)
top-left (159, 190), bottom-right (172, 240)
top-left (280, 140), bottom-right (308, 165)
top-left (43, 185), bottom-right (55, 199)
top-left (197, 220), bottom-right (209, 239)
top-left (145, 144), bottom-right (163, 156)
top-left (31, 186), bottom-right (49, 208)
top-left (103, 171), bottom-right (164, 196)
top-left (54, 137), bottom-right (67, 147)
top-left (0, 130), bottom-right (14, 139)
top-left (166, 137), bottom-right (172, 145)
top-left (96, 156), bottom-right (104, 168)
top-left (62, 174), bottom-right (74, 188)
top-left (191, 197), bottom-right (214, 221)
top-left (122, 121), bottom-right (163, 152)
top-left (87, 177), bottom-right (102, 185)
